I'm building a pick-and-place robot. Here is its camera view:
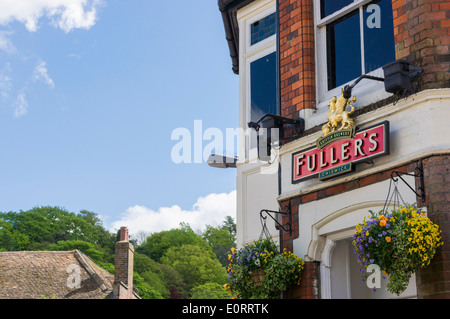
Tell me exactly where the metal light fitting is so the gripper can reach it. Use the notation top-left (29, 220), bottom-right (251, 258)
top-left (248, 113), bottom-right (305, 162)
top-left (342, 59), bottom-right (423, 98)
top-left (382, 59), bottom-right (422, 94)
top-left (207, 154), bottom-right (238, 168)
top-left (247, 113), bottom-right (304, 133)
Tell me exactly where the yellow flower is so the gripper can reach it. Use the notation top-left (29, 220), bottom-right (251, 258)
top-left (385, 236), bottom-right (391, 243)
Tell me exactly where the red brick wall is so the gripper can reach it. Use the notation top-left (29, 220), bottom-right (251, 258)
top-left (392, 0), bottom-right (450, 90)
top-left (415, 155), bottom-right (450, 298)
top-left (278, 0), bottom-right (316, 121)
top-left (114, 239), bottom-right (135, 299)
top-left (285, 261), bottom-right (320, 299)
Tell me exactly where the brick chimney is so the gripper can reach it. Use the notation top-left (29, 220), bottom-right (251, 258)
top-left (114, 226), bottom-right (135, 299)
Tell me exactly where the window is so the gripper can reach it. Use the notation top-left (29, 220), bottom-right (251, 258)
top-left (250, 51), bottom-right (277, 122)
top-left (246, 7), bottom-right (278, 123)
top-left (237, 0), bottom-right (277, 160)
top-left (251, 12), bottom-right (277, 46)
top-left (317, 0), bottom-right (395, 98)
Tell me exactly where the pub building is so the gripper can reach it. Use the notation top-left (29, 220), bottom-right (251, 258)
top-left (215, 0), bottom-right (450, 298)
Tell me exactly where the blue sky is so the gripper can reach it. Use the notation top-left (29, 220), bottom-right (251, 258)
top-left (0, 0), bottom-right (239, 235)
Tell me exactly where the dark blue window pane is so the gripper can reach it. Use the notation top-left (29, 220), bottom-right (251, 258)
top-left (251, 12), bottom-right (276, 45)
top-left (327, 10), bottom-right (362, 89)
top-left (250, 52), bottom-right (277, 122)
top-left (321, 0), bottom-right (354, 18)
top-left (363, 0), bottom-right (395, 73)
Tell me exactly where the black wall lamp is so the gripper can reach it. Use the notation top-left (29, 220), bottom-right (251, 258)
top-left (248, 113), bottom-right (305, 162)
top-left (342, 59), bottom-right (423, 99)
top-left (382, 59), bottom-right (422, 94)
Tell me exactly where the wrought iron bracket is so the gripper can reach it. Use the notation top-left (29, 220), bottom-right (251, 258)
top-left (260, 202), bottom-right (292, 236)
top-left (390, 163), bottom-right (425, 202)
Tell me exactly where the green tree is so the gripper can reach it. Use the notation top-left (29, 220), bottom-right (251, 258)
top-left (79, 210), bottom-right (116, 263)
top-left (0, 206), bottom-right (116, 266)
top-left (221, 216), bottom-right (236, 238)
top-left (0, 218), bottom-right (30, 251)
top-left (133, 252), bottom-right (172, 298)
top-left (202, 222), bottom-right (236, 267)
top-left (158, 263), bottom-right (189, 299)
top-left (136, 223), bottom-right (212, 262)
top-left (161, 244), bottom-right (228, 293)
top-left (49, 240), bottom-right (104, 263)
top-left (0, 207), bottom-right (97, 248)
top-left (190, 282), bottom-right (232, 299)
top-left (133, 273), bottom-right (164, 299)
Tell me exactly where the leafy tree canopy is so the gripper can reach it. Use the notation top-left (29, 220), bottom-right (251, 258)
top-left (202, 222), bottom-right (236, 267)
top-left (161, 244), bottom-right (228, 291)
top-left (190, 282), bottom-right (232, 299)
top-left (136, 222), bottom-right (213, 262)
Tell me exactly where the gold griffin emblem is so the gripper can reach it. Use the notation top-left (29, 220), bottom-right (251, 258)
top-left (316, 89), bottom-right (357, 149)
top-left (322, 89), bottom-right (356, 137)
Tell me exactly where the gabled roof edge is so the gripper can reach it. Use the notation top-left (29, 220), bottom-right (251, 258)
top-left (74, 249), bottom-right (112, 293)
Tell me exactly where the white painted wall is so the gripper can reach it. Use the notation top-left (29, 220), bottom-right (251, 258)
top-left (279, 89), bottom-right (450, 199)
top-left (235, 0), bottom-right (280, 248)
top-left (236, 161), bottom-right (280, 247)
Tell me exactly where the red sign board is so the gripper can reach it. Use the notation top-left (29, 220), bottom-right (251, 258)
top-left (292, 121), bottom-right (389, 183)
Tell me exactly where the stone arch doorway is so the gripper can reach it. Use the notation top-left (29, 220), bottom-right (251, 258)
top-left (306, 201), bottom-right (417, 299)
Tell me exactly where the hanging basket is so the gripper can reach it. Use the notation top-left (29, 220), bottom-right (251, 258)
top-left (249, 269), bottom-right (266, 285)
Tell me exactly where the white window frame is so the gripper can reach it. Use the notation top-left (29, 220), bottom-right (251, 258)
top-left (314, 0), bottom-right (393, 110)
top-left (237, 0), bottom-right (277, 163)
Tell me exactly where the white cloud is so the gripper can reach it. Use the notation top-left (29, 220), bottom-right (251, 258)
top-left (0, 63), bottom-right (12, 98)
top-left (0, 0), bottom-right (102, 33)
top-left (110, 190), bottom-right (237, 236)
top-left (33, 61), bottom-right (55, 89)
top-left (14, 93), bottom-right (28, 118)
top-left (0, 31), bottom-right (16, 54)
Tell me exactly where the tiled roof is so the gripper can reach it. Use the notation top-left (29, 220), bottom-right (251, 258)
top-left (0, 250), bottom-right (114, 299)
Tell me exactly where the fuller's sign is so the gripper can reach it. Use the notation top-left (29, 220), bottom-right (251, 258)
top-left (292, 121), bottom-right (390, 183)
